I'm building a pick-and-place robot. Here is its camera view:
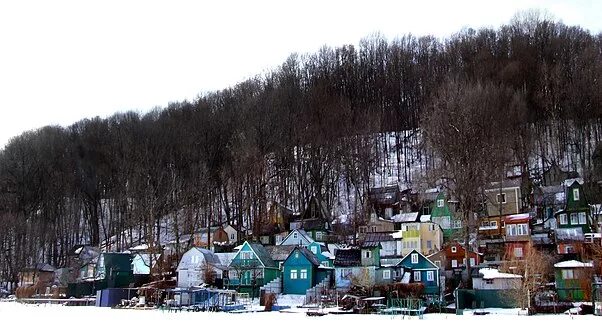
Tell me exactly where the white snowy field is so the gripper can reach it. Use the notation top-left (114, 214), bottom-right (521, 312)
top-left (0, 302), bottom-right (598, 329)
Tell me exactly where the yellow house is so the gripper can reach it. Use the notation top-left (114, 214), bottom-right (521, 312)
top-left (395, 222), bottom-right (443, 256)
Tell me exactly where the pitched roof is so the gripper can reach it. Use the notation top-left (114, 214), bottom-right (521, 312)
top-left (334, 248), bottom-right (361, 267)
top-left (265, 245), bottom-right (296, 262)
top-left (281, 229), bottom-right (314, 245)
top-left (362, 232), bottom-right (396, 243)
top-left (289, 246), bottom-right (321, 266)
top-left (391, 212), bottom-right (419, 223)
top-left (193, 247), bottom-right (222, 265)
top-left (554, 260), bottom-right (593, 268)
top-left (478, 268), bottom-right (522, 279)
top-left (396, 249), bottom-right (438, 269)
top-left (248, 243), bottom-right (277, 268)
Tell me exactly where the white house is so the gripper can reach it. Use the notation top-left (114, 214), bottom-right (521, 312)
top-left (176, 247), bottom-right (223, 288)
top-left (472, 268), bottom-right (522, 290)
top-left (279, 229), bottom-right (315, 246)
top-left (223, 224), bottom-right (238, 244)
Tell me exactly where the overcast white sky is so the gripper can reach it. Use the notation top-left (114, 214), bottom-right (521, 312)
top-left (0, 0), bottom-right (601, 148)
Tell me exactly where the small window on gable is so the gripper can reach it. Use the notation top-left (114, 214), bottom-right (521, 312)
top-left (295, 251), bottom-right (300, 258)
top-left (411, 253), bottom-right (418, 264)
top-left (573, 188), bottom-right (580, 201)
top-left (293, 232), bottom-right (298, 239)
top-left (497, 193), bottom-right (507, 204)
top-left (310, 246), bottom-right (318, 254)
top-left (437, 199), bottom-right (444, 208)
top-left (365, 250), bottom-right (372, 259)
top-left (434, 260), bottom-right (441, 268)
top-left (451, 246), bottom-right (457, 253)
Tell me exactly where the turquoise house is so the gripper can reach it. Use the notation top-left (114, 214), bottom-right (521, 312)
top-left (307, 241), bottom-right (334, 267)
top-left (228, 242), bottom-right (280, 296)
top-left (283, 247), bottom-right (331, 295)
top-left (396, 249), bottom-right (440, 297)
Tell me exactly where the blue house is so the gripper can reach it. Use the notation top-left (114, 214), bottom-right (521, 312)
top-left (228, 242), bottom-right (280, 296)
top-left (282, 246), bottom-right (331, 295)
top-left (396, 249), bottom-right (440, 297)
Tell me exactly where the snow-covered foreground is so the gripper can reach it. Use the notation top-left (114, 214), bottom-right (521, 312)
top-left (0, 302), bottom-right (597, 329)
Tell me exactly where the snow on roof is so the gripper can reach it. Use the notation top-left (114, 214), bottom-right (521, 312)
top-left (505, 213), bottom-right (530, 222)
top-left (479, 268), bottom-right (522, 279)
top-left (420, 215), bottom-right (431, 222)
top-left (392, 212), bottom-right (419, 223)
top-left (129, 244), bottom-right (149, 251)
top-left (233, 245), bottom-right (243, 251)
top-left (321, 251), bottom-right (335, 260)
top-left (391, 230), bottom-right (403, 239)
top-left (554, 260), bottom-right (593, 268)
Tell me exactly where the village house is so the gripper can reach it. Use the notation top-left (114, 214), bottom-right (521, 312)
top-left (282, 246), bottom-right (332, 295)
top-left (193, 227), bottom-right (231, 249)
top-left (358, 211), bottom-right (395, 238)
top-left (368, 185), bottom-right (402, 220)
top-left (395, 220), bottom-right (443, 256)
top-left (503, 213), bottom-right (532, 260)
top-left (428, 242), bottom-right (481, 278)
top-left (279, 228), bottom-right (315, 247)
top-left (554, 260), bottom-right (594, 301)
top-left (289, 196), bottom-right (332, 242)
top-left (18, 263), bottom-right (55, 289)
top-left (472, 268), bottom-right (522, 290)
top-left (430, 191), bottom-right (462, 240)
top-left (555, 179), bottom-right (594, 233)
top-left (227, 241), bottom-right (280, 297)
top-left (176, 247), bottom-right (224, 288)
top-left (396, 250), bottom-right (440, 297)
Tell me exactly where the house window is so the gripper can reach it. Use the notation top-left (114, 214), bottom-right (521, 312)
top-left (300, 269), bottom-right (308, 279)
top-left (559, 214), bottom-right (568, 225)
top-left (290, 269), bottom-right (298, 279)
top-left (451, 259), bottom-right (458, 268)
top-left (316, 232), bottom-right (324, 240)
top-left (434, 260), bottom-right (441, 268)
top-left (578, 212), bottom-right (587, 225)
top-left (365, 250), bottom-right (372, 259)
top-left (321, 261), bottom-right (329, 267)
top-left (506, 224), bottom-right (516, 236)
top-left (513, 247), bottom-right (523, 258)
top-left (411, 253), bottom-right (418, 264)
top-left (371, 226), bottom-right (377, 233)
top-left (454, 220), bottom-right (462, 228)
top-left (517, 223), bottom-right (528, 236)
top-left (295, 252), bottom-right (300, 259)
top-left (230, 233), bottom-right (235, 240)
top-left (497, 193), bottom-right (507, 204)
top-left (279, 262), bottom-right (284, 270)
top-left (383, 270), bottom-right (391, 280)
top-left (293, 232), bottom-right (298, 239)
top-left (562, 269), bottom-right (574, 279)
top-left (310, 246), bottom-right (318, 254)
top-left (241, 252), bottom-right (252, 260)
top-left (485, 279), bottom-right (494, 285)
top-left (470, 258), bottom-right (476, 267)
top-left (437, 199), bottom-right (444, 208)
top-left (573, 188), bottom-right (580, 201)
top-left (490, 221), bottom-right (498, 228)
top-left (413, 271), bottom-right (421, 282)
top-left (427, 241), bottom-right (432, 249)
top-left (570, 213), bottom-right (579, 225)
top-left (451, 246), bottom-right (457, 253)
top-left (426, 271), bottom-right (434, 281)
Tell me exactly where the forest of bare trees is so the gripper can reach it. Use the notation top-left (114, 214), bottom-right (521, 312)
top-left (1, 14), bottom-right (602, 286)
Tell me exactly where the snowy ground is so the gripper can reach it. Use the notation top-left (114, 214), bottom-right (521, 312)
top-left (0, 301), bottom-right (597, 329)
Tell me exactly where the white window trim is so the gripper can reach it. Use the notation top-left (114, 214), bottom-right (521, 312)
top-left (413, 271), bottom-right (421, 282)
top-left (411, 253), bottom-right (418, 264)
top-left (437, 199), bottom-right (444, 208)
top-left (300, 269), bottom-right (308, 279)
top-left (290, 269), bottom-right (298, 279)
top-left (497, 193), bottom-right (507, 204)
top-left (451, 246), bottom-right (457, 253)
top-left (559, 214), bottom-right (568, 225)
top-left (426, 271), bottom-right (434, 281)
top-left (383, 269), bottom-right (391, 280)
top-left (451, 259), bottom-right (458, 268)
top-left (573, 188), bottom-right (580, 201)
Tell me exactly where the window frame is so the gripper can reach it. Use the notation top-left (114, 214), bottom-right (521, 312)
top-left (290, 269), bottom-right (298, 279)
top-left (300, 269), bottom-right (308, 279)
top-left (411, 253), bottom-right (419, 264)
top-left (383, 269), bottom-right (391, 280)
top-left (497, 193), bottom-right (507, 204)
top-left (426, 270), bottom-right (434, 281)
top-left (413, 271), bottom-right (421, 282)
top-left (437, 199), bottom-right (444, 208)
top-left (573, 188), bottom-right (580, 201)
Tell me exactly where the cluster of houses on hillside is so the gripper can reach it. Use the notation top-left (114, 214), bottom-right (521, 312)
top-left (12, 164), bottom-right (602, 309)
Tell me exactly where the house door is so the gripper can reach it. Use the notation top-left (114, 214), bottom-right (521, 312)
top-left (242, 270), bottom-right (251, 285)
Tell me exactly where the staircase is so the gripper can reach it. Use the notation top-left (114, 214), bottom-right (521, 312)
top-left (305, 277), bottom-right (331, 305)
top-left (260, 276), bottom-right (282, 294)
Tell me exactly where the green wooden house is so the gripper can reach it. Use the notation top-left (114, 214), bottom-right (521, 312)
top-left (307, 241), bottom-right (334, 267)
top-left (555, 180), bottom-right (594, 233)
top-left (396, 249), bottom-right (440, 297)
top-left (430, 191), bottom-right (462, 240)
top-left (95, 252), bottom-right (134, 289)
top-left (282, 247), bottom-right (331, 295)
top-left (554, 260), bottom-right (594, 301)
top-left (228, 241), bottom-right (280, 296)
